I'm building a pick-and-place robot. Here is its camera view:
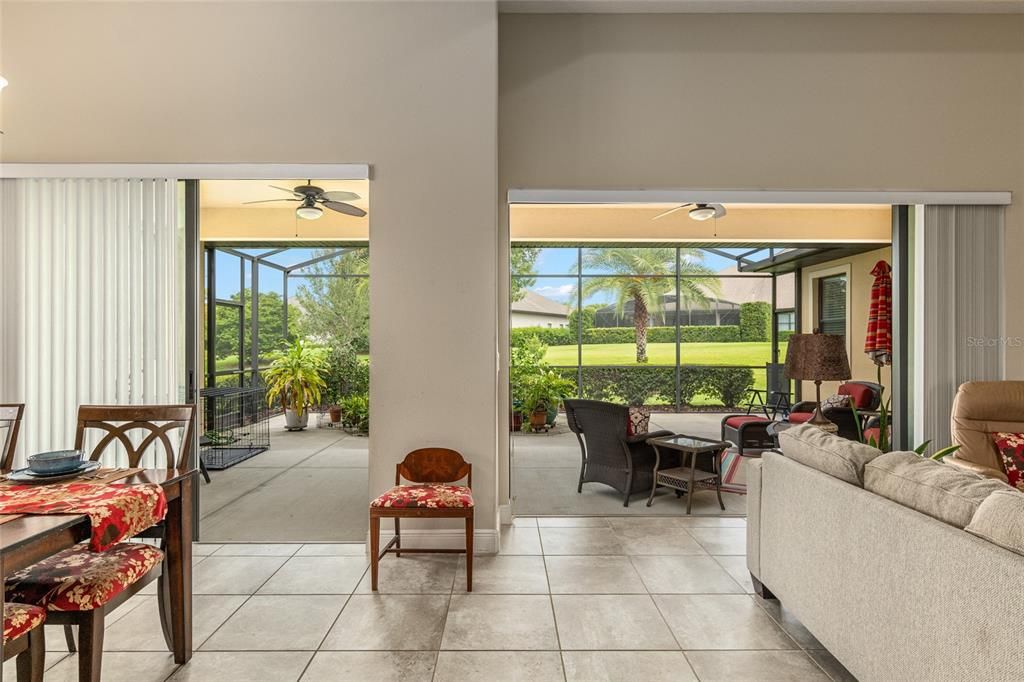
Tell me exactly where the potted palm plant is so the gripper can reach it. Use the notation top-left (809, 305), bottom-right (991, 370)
top-left (522, 370), bottom-right (575, 432)
top-left (263, 339), bottom-right (329, 431)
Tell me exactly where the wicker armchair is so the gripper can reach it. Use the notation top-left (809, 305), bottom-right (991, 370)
top-left (789, 381), bottom-right (883, 441)
top-left (563, 400), bottom-right (674, 506)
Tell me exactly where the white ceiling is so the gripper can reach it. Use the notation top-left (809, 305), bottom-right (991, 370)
top-left (499, 0), bottom-right (1024, 12)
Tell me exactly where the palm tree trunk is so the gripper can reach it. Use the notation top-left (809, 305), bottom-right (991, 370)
top-left (634, 295), bottom-right (649, 363)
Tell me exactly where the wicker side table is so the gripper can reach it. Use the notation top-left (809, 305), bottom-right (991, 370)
top-left (646, 434), bottom-right (729, 514)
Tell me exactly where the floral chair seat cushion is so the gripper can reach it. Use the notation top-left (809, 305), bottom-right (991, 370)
top-left (3, 602), bottom-right (45, 644)
top-left (5, 542), bottom-right (163, 612)
top-left (371, 484), bottom-right (474, 509)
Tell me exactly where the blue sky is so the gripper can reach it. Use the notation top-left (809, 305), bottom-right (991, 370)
top-left (212, 248), bottom-right (320, 298)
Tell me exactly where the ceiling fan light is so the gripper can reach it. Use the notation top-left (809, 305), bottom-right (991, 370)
top-left (689, 205), bottom-right (716, 221)
top-left (296, 205), bottom-right (323, 220)
top-left (0, 76), bottom-right (7, 91)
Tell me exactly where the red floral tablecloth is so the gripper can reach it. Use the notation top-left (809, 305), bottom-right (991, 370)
top-left (0, 483), bottom-right (167, 552)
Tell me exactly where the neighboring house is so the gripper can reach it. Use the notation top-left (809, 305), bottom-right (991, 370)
top-left (511, 290), bottom-right (570, 328)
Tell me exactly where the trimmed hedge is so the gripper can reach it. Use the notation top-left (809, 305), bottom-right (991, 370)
top-left (570, 365), bottom-right (756, 408)
top-left (511, 325), bottom-right (742, 348)
top-left (739, 302), bottom-right (771, 342)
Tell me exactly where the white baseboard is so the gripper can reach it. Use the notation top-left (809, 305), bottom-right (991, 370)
top-left (499, 504), bottom-right (513, 525)
top-left (365, 529), bottom-right (499, 555)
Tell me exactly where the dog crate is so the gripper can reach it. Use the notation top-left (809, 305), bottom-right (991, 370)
top-left (199, 386), bottom-right (271, 469)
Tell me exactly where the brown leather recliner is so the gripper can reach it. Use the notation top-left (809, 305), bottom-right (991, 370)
top-left (947, 380), bottom-right (1024, 482)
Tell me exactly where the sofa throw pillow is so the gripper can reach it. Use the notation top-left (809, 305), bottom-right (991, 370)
top-left (778, 423), bottom-right (882, 486)
top-left (966, 489), bottom-right (1024, 557)
top-left (992, 432), bottom-right (1024, 492)
top-left (627, 407), bottom-right (650, 437)
top-left (821, 394), bottom-right (851, 410)
top-left (864, 451), bottom-right (1012, 528)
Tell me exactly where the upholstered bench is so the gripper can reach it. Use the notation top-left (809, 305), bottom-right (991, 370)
top-left (720, 415), bottom-right (774, 456)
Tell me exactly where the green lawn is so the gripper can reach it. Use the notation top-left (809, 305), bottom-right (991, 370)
top-left (543, 341), bottom-right (787, 367)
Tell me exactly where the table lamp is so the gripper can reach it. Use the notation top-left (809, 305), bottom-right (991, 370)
top-left (784, 330), bottom-right (851, 433)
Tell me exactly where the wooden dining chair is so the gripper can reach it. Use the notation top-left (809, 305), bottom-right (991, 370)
top-left (369, 448), bottom-right (475, 591)
top-left (3, 602), bottom-right (46, 682)
top-left (0, 403), bottom-right (26, 472)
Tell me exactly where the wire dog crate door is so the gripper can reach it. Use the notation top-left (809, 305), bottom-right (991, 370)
top-left (199, 386), bottom-right (271, 469)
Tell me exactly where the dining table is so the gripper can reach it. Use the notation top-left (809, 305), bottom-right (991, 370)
top-left (0, 467), bottom-right (197, 665)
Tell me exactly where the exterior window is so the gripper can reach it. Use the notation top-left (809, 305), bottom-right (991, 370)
top-left (817, 274), bottom-right (847, 336)
top-left (776, 311), bottom-right (795, 333)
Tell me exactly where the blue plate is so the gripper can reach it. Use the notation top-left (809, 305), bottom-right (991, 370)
top-left (27, 449), bottom-right (84, 474)
top-left (6, 461), bottom-right (101, 484)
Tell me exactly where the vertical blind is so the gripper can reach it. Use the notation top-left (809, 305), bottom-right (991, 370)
top-left (0, 178), bottom-right (183, 467)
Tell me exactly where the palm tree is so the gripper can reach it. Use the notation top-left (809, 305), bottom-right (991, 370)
top-left (576, 248), bottom-right (720, 363)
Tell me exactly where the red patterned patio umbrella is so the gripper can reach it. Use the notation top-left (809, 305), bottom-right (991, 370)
top-left (864, 260), bottom-right (892, 384)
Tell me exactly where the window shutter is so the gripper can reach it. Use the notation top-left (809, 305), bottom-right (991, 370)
top-left (818, 275), bottom-right (847, 336)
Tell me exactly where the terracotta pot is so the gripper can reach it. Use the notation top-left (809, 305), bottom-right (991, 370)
top-left (529, 408), bottom-right (548, 430)
top-left (329, 406), bottom-right (342, 423)
top-left (510, 411), bottom-right (524, 432)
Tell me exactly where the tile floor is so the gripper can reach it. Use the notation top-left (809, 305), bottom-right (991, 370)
top-left (4, 517), bottom-right (856, 681)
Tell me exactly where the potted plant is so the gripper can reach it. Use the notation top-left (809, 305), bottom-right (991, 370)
top-left (339, 393), bottom-right (370, 435)
top-left (263, 339), bottom-right (329, 431)
top-left (521, 370), bottom-right (575, 432)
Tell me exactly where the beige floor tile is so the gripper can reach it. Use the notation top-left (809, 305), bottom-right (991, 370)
top-left (191, 555), bottom-right (289, 594)
top-left (258, 556), bottom-right (368, 595)
top-left (434, 651), bottom-right (564, 682)
top-left (654, 595), bottom-right (796, 650)
top-left (2, 652), bottom-right (70, 679)
top-left (192, 543), bottom-right (223, 556)
top-left (455, 555), bottom-right (549, 593)
top-left (712, 555), bottom-right (755, 593)
top-left (212, 543), bottom-right (302, 557)
top-left (104, 595), bottom-right (247, 651)
top-left (686, 527), bottom-right (748, 555)
top-left (42, 652), bottom-right (178, 682)
top-left (536, 516), bottom-right (611, 527)
top-left (545, 555), bottom-right (647, 594)
top-left (201, 595), bottom-right (346, 650)
top-left (613, 526), bottom-right (707, 555)
top-left (321, 594), bottom-right (449, 650)
top-left (684, 650), bottom-right (830, 681)
top-left (539, 527), bottom-right (625, 555)
top-left (562, 651), bottom-right (697, 682)
top-left (354, 554), bottom-right (458, 594)
top-left (674, 515), bottom-right (747, 528)
top-left (631, 555), bottom-right (745, 594)
top-left (441, 594), bottom-right (557, 650)
top-left (510, 516), bottom-right (538, 527)
top-left (169, 651), bottom-right (313, 681)
top-left (296, 543), bottom-right (367, 556)
top-left (499, 525), bottom-right (543, 555)
top-left (300, 651), bottom-right (435, 681)
top-left (552, 594), bottom-right (678, 650)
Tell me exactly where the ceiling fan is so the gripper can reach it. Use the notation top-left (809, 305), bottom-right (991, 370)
top-left (243, 181), bottom-right (367, 220)
top-left (652, 202), bottom-right (727, 222)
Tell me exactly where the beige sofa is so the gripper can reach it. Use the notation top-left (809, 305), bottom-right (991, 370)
top-left (747, 425), bottom-right (1024, 682)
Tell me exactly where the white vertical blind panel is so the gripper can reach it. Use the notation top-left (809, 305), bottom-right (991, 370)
top-left (0, 178), bottom-right (182, 468)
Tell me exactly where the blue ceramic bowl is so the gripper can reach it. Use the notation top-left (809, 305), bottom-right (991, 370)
top-left (27, 450), bottom-right (84, 475)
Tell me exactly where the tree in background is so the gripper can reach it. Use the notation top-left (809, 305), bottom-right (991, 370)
top-left (213, 290), bottom-right (287, 362)
top-left (510, 246), bottom-right (541, 303)
top-left (576, 248), bottom-right (719, 363)
top-left (292, 248), bottom-right (369, 355)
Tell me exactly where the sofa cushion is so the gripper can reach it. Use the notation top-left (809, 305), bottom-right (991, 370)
top-left (788, 412), bottom-right (813, 424)
top-left (821, 393), bottom-right (851, 410)
top-left (724, 415), bottom-right (770, 429)
top-left (966, 489), bottom-right (1024, 557)
top-left (627, 406), bottom-right (650, 437)
top-left (839, 382), bottom-right (875, 409)
top-left (992, 432), bottom-right (1024, 492)
top-left (778, 423), bottom-right (882, 486)
top-left (864, 451), bottom-right (1011, 528)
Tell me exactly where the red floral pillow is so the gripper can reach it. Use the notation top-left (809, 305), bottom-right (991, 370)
top-left (992, 432), bottom-right (1024, 492)
top-left (627, 407), bottom-right (650, 437)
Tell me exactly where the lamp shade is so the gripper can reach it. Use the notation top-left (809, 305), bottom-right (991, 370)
top-left (784, 332), bottom-right (851, 382)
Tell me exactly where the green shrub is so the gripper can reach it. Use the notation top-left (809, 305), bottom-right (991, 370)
top-left (324, 347), bottom-right (369, 405)
top-left (568, 306), bottom-right (597, 338)
top-left (339, 394), bottom-right (369, 433)
top-left (778, 330), bottom-right (795, 342)
top-left (680, 326), bottom-right (741, 343)
top-left (739, 302), bottom-right (772, 342)
top-left (580, 366), bottom-right (675, 406)
top-left (701, 367), bottom-right (755, 407)
top-left (511, 326), bottom-right (575, 347)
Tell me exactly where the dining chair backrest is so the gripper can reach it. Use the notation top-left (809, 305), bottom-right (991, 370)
top-left (396, 448), bottom-right (472, 488)
top-left (75, 404), bottom-right (196, 469)
top-left (0, 403), bottom-right (25, 472)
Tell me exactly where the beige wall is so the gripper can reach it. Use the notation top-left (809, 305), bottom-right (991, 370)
top-left (800, 247), bottom-right (894, 400)
top-left (1, 2), bottom-right (500, 532)
top-left (498, 13), bottom-right (1024, 506)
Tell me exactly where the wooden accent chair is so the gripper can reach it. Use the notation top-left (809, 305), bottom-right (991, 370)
top-left (369, 448), bottom-right (474, 592)
top-left (0, 403), bottom-right (26, 472)
top-left (7, 404), bottom-right (196, 681)
top-left (3, 602), bottom-right (46, 682)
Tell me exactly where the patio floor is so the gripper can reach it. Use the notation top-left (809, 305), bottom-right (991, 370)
top-left (3, 517), bottom-right (855, 682)
top-left (512, 412), bottom-right (750, 517)
top-left (199, 415), bottom-right (369, 543)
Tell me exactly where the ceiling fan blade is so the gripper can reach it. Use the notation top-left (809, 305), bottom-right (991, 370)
top-left (321, 190), bottom-right (361, 202)
top-left (651, 203), bottom-right (692, 221)
top-left (710, 203), bottom-right (727, 218)
top-left (269, 185), bottom-right (303, 197)
top-left (322, 200), bottom-right (367, 217)
top-left (242, 198), bottom-right (301, 205)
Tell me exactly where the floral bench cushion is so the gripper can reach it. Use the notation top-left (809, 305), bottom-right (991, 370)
top-left (5, 542), bottom-right (163, 612)
top-left (3, 602), bottom-right (45, 644)
top-left (371, 484), bottom-right (474, 509)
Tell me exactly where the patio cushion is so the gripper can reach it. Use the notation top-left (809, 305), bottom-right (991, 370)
top-left (3, 602), bottom-right (45, 644)
top-left (5, 542), bottom-right (163, 612)
top-left (724, 415), bottom-right (771, 429)
top-left (788, 412), bottom-right (813, 424)
top-left (839, 382), bottom-right (875, 409)
top-left (371, 484), bottom-right (474, 509)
